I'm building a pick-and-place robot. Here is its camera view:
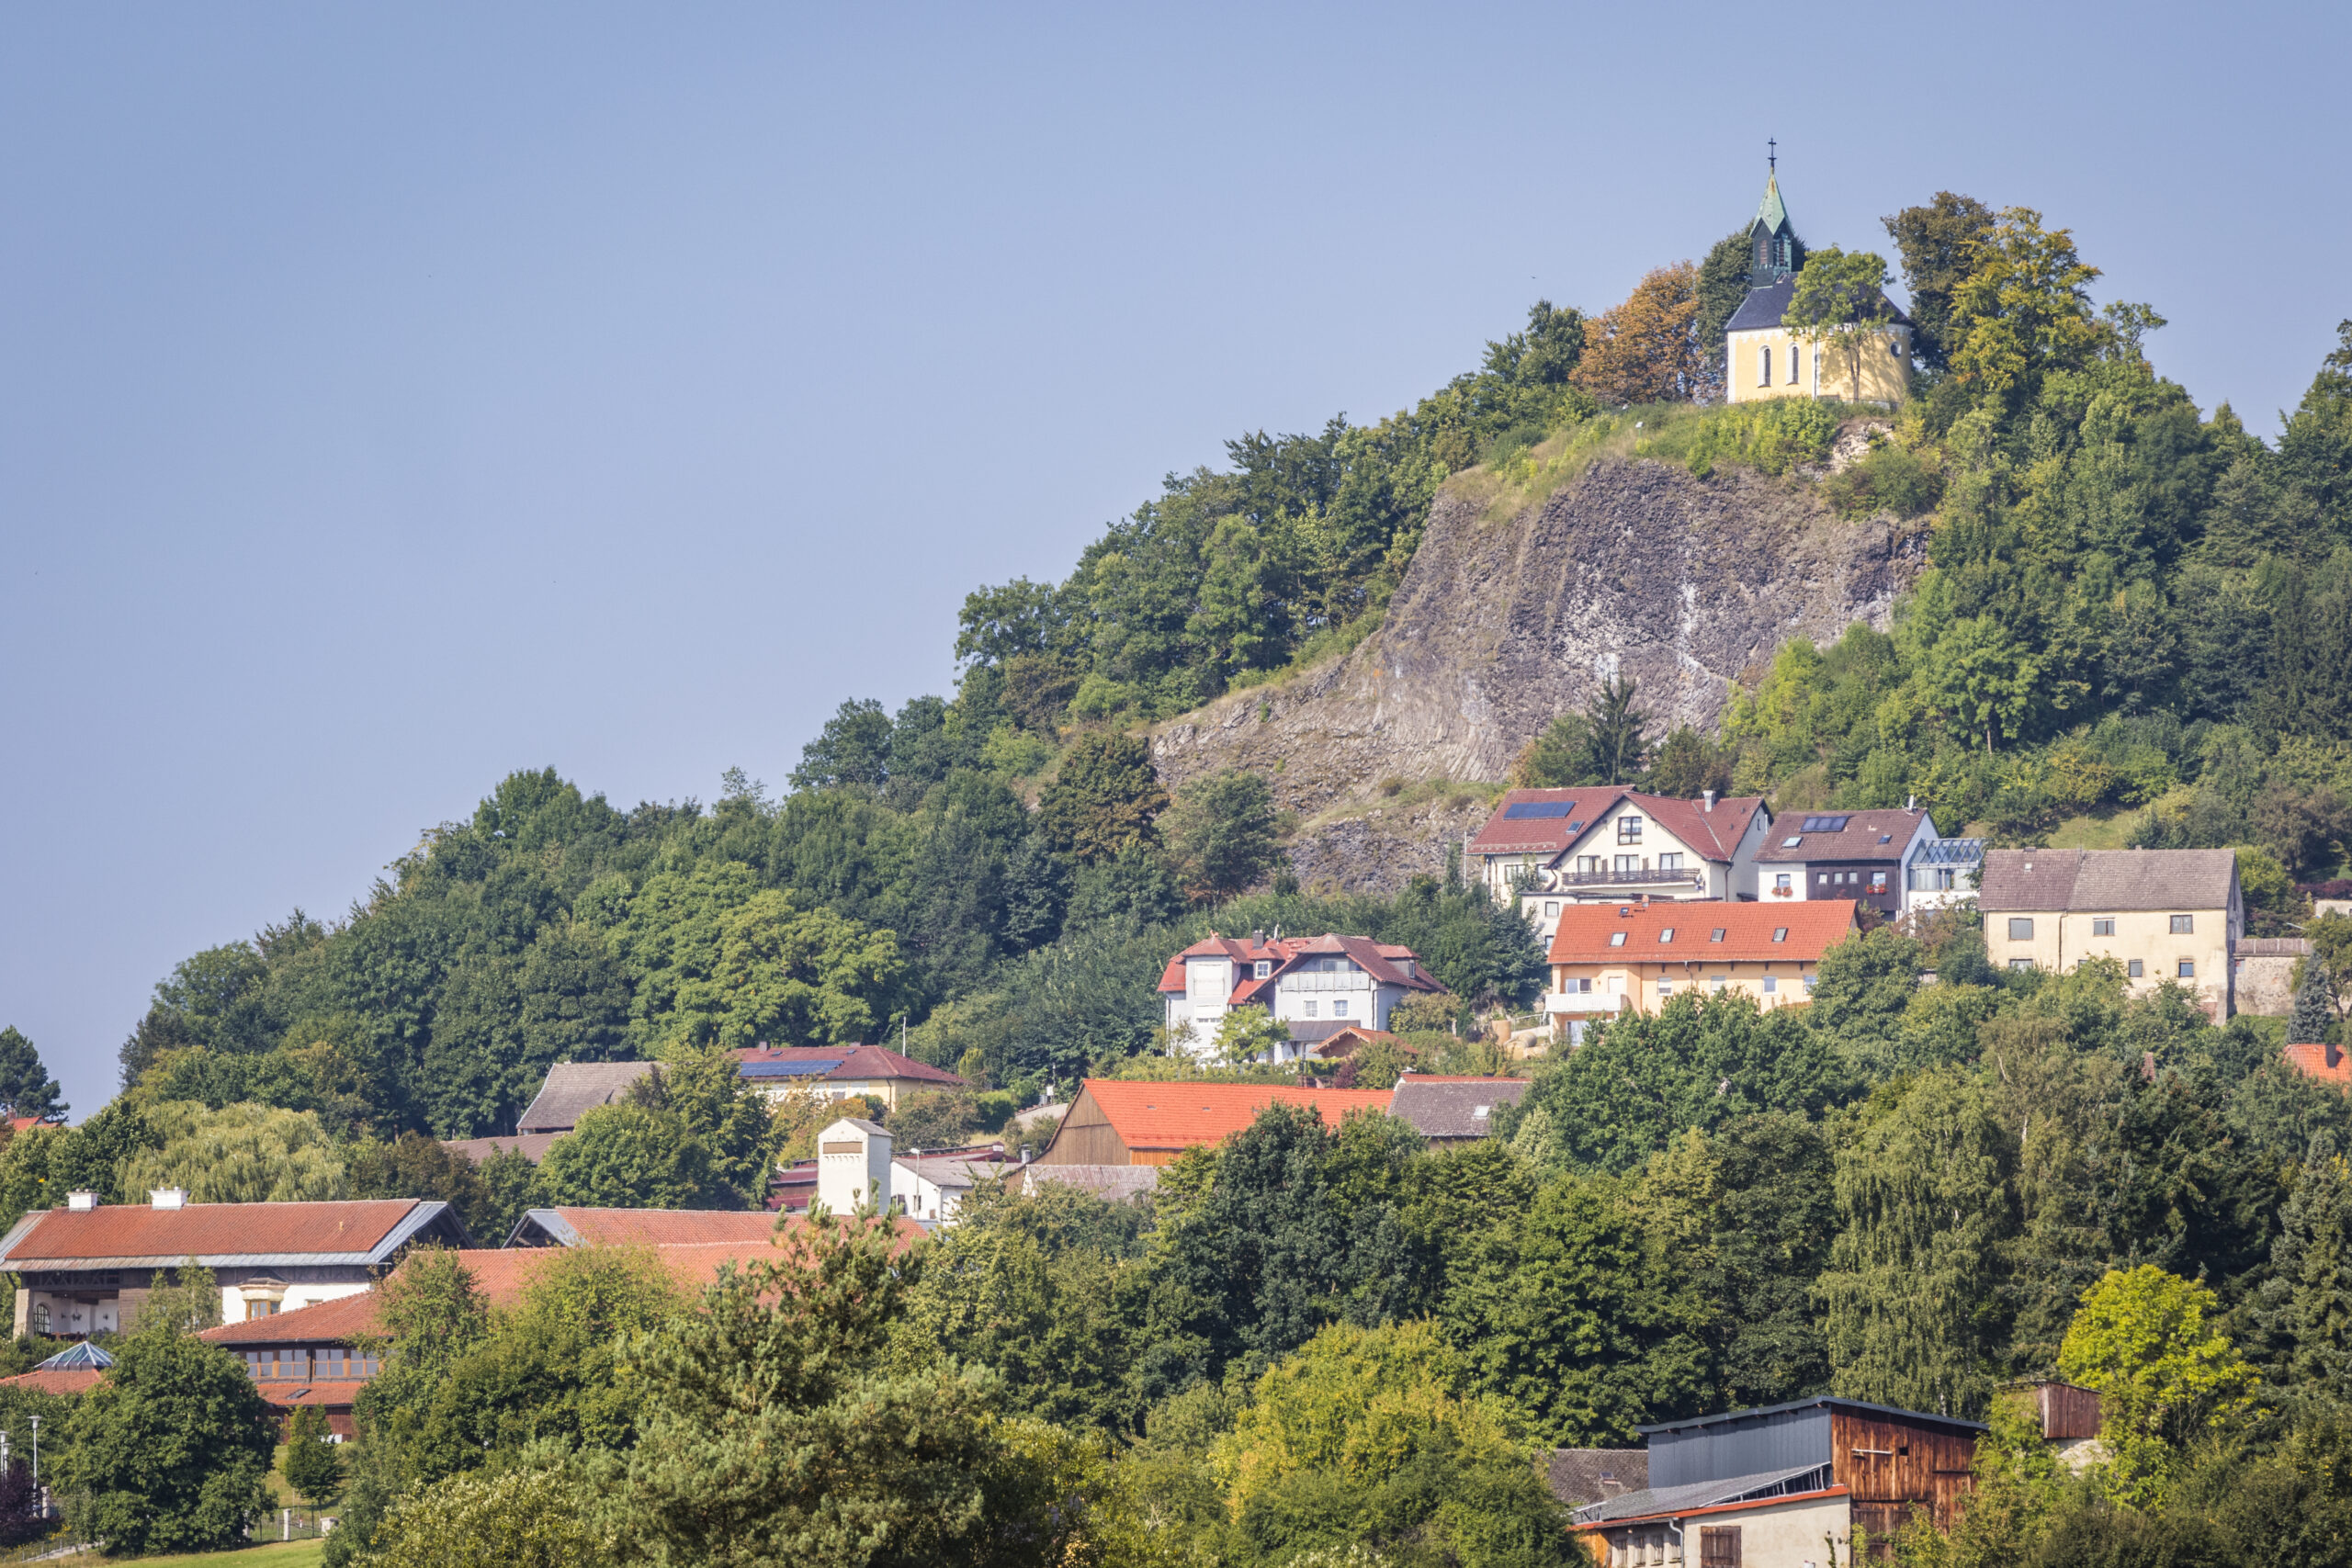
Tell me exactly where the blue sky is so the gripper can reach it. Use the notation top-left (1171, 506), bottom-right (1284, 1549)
top-left (4, 2), bottom-right (2346, 1116)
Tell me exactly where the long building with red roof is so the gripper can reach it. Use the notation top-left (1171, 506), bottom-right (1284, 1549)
top-left (1034, 1079), bottom-right (1401, 1167)
top-left (1544, 897), bottom-right (1857, 1032)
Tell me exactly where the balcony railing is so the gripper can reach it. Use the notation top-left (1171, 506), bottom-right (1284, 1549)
top-left (1522, 869), bottom-right (1707, 893)
top-left (1543, 991), bottom-right (1633, 1014)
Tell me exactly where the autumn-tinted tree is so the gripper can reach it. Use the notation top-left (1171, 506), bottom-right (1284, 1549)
top-left (1572, 263), bottom-right (1704, 405)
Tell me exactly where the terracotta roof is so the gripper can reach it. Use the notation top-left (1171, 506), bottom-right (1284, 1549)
top-left (1387, 1076), bottom-right (1532, 1139)
top-left (1469, 791), bottom-right (1767, 864)
top-left (1548, 900), bottom-right (1857, 964)
top-left (201, 1290), bottom-right (385, 1347)
top-left (1061, 1079), bottom-right (1396, 1156)
top-left (1977, 849), bottom-right (2239, 912)
top-left (0, 1199), bottom-right (466, 1270)
top-left (1156, 932), bottom-right (1316, 994)
top-left (1468, 789), bottom-right (1631, 855)
top-left (1754, 808), bottom-right (1929, 864)
top-left (507, 1207), bottom-right (786, 1248)
top-left (259, 1380), bottom-right (371, 1411)
top-left (0, 1368), bottom-right (103, 1396)
top-left (441, 1133), bottom-right (566, 1166)
top-left (516, 1062), bottom-right (660, 1133)
top-left (2286, 1041), bottom-right (2351, 1081)
top-left (732, 1045), bottom-right (964, 1087)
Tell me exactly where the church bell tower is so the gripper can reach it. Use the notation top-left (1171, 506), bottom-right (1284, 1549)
top-left (1748, 144), bottom-right (1799, 286)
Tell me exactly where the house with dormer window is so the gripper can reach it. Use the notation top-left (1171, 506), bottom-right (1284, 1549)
top-left (1469, 788), bottom-right (1774, 945)
top-left (1157, 931), bottom-right (1449, 1059)
top-left (1752, 807), bottom-right (1946, 918)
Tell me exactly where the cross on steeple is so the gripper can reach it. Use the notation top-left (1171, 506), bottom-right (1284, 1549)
top-left (1768, 137), bottom-right (1776, 172)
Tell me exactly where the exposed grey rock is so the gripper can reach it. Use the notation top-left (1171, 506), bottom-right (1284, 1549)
top-left (1154, 457), bottom-right (1924, 886)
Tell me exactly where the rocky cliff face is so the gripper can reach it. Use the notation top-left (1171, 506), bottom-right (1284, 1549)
top-left (1151, 457), bottom-right (1923, 889)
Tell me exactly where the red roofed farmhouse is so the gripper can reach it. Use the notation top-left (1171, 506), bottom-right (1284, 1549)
top-left (0, 1192), bottom-right (471, 1338)
top-left (1469, 788), bottom-right (1772, 947)
top-left (1034, 1079), bottom-right (1396, 1166)
top-left (1544, 899), bottom-right (1857, 1037)
top-left (1159, 931), bottom-right (1446, 1059)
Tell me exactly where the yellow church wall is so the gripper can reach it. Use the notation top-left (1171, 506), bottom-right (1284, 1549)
top-left (1726, 322), bottom-right (1911, 405)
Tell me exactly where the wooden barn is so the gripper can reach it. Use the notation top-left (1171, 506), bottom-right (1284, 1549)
top-left (1573, 1397), bottom-right (1985, 1564)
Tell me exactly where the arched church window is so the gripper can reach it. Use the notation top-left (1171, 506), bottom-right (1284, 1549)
top-left (1759, 345), bottom-right (1771, 386)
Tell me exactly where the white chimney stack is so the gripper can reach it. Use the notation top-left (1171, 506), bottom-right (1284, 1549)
top-left (66, 1191), bottom-right (97, 1212)
top-left (149, 1188), bottom-right (187, 1210)
top-left (1702, 789), bottom-right (1717, 811)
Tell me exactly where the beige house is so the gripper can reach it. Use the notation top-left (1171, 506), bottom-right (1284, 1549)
top-left (1979, 849), bottom-right (2244, 1016)
top-left (1544, 900), bottom-right (1858, 1041)
top-left (1724, 167), bottom-right (1912, 406)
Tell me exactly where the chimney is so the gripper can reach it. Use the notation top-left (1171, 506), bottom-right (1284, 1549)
top-left (149, 1188), bottom-right (187, 1211)
top-left (66, 1191), bottom-right (97, 1212)
top-left (1252, 930), bottom-right (1265, 945)
top-left (1702, 789), bottom-right (1717, 811)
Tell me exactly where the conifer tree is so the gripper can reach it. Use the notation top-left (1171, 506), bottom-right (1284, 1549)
top-left (2248, 1134), bottom-right (2352, 1408)
top-left (2292, 962), bottom-right (2338, 1045)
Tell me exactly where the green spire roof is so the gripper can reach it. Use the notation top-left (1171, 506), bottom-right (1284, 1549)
top-left (1754, 170), bottom-right (1789, 235)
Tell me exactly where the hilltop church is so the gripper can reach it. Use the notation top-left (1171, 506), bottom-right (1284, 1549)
top-left (1723, 162), bottom-right (1912, 405)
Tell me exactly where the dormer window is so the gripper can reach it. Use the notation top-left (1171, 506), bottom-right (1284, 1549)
top-left (1254, 962), bottom-right (1271, 979)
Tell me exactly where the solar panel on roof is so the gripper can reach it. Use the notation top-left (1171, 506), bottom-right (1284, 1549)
top-left (1503, 801), bottom-right (1575, 820)
top-left (1799, 815), bottom-right (1851, 832)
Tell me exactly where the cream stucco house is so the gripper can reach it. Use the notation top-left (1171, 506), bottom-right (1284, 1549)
top-left (1979, 849), bottom-right (2245, 1016)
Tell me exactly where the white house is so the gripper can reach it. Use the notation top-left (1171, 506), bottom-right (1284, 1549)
top-left (815, 1117), bottom-right (895, 1215)
top-left (1157, 931), bottom-right (1449, 1061)
top-left (1468, 788), bottom-right (1774, 946)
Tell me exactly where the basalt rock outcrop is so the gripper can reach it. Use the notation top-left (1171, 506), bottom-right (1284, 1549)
top-left (1152, 457), bottom-right (1924, 886)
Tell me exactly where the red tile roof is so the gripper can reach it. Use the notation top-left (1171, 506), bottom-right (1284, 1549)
top-left (1067, 1079), bottom-right (1397, 1155)
top-left (0, 1368), bottom-right (102, 1396)
top-left (1548, 900), bottom-right (1857, 965)
top-left (1468, 788), bottom-right (1630, 855)
top-left (2286, 1042), bottom-right (2352, 1085)
top-left (0, 1199), bottom-right (459, 1269)
top-left (513, 1208), bottom-right (785, 1247)
top-left (1467, 790), bottom-right (1767, 863)
top-left (201, 1290), bottom-right (385, 1347)
top-left (732, 1044), bottom-right (965, 1086)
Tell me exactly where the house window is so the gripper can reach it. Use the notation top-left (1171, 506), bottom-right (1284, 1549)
top-left (2092, 919), bottom-right (2115, 937)
top-left (1578, 855), bottom-right (1600, 874)
top-left (1811, 349), bottom-right (1821, 385)
top-left (1658, 979), bottom-right (1675, 997)
top-left (2170, 915), bottom-right (2194, 934)
top-left (246, 1301), bottom-right (276, 1321)
top-left (2010, 958), bottom-right (2034, 971)
top-left (1254, 961), bottom-right (1271, 978)
top-left (1869, 872), bottom-right (1888, 891)
top-left (1709, 976), bottom-right (1727, 992)
top-left (2128, 959), bottom-right (2144, 978)
top-left (1658, 928), bottom-right (1676, 943)
top-left (1759, 344), bottom-right (1772, 386)
top-left (1700, 1526), bottom-right (1743, 1568)
top-left (1618, 816), bottom-right (1645, 844)
top-left (1802, 975), bottom-right (1817, 994)
top-left (1609, 931), bottom-right (1628, 947)
top-left (1774, 873), bottom-right (1792, 892)
top-left (1333, 998), bottom-right (1349, 1017)
top-left (1659, 852), bottom-right (1683, 872)
top-left (2178, 960), bottom-right (2196, 978)
top-left (1303, 1000), bottom-right (1318, 1018)
top-left (1819, 873), bottom-right (1831, 886)
top-left (1762, 976), bottom-right (1778, 993)
top-left (1563, 977), bottom-right (1592, 994)
top-left (2008, 918), bottom-right (2035, 941)
top-left (1544, 901), bottom-right (1560, 918)
top-left (28, 1303), bottom-right (47, 1336)
top-left (1615, 854), bottom-right (1641, 875)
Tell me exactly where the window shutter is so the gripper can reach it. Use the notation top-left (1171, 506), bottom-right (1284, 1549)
top-left (1700, 1526), bottom-right (1742, 1568)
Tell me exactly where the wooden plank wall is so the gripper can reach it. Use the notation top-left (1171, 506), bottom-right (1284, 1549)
top-left (1829, 1408), bottom-right (1978, 1538)
top-left (1032, 1092), bottom-right (1132, 1166)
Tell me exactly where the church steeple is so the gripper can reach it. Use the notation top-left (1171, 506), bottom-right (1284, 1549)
top-left (1748, 150), bottom-right (1799, 287)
